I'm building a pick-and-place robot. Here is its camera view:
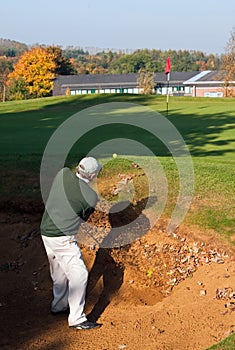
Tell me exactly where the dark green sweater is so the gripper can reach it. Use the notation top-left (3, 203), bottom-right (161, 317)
top-left (41, 167), bottom-right (98, 237)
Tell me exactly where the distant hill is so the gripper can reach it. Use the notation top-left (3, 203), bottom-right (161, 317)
top-left (0, 38), bottom-right (222, 77)
top-left (0, 38), bottom-right (28, 57)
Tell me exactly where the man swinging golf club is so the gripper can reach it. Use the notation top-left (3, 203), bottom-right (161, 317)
top-left (41, 157), bottom-right (102, 330)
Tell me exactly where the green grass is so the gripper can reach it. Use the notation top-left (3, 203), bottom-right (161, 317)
top-left (206, 333), bottom-right (235, 350)
top-left (0, 94), bottom-right (234, 157)
top-left (0, 94), bottom-right (234, 242)
top-left (188, 157), bottom-right (235, 239)
top-left (0, 94), bottom-right (235, 349)
top-left (0, 95), bottom-right (235, 235)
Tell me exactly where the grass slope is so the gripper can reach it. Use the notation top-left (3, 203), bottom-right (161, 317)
top-left (0, 94), bottom-right (234, 242)
top-left (0, 94), bottom-right (234, 158)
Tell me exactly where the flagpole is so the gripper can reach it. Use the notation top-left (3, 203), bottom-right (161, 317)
top-left (165, 56), bottom-right (171, 116)
top-left (166, 72), bottom-right (170, 115)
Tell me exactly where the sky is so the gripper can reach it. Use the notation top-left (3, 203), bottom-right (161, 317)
top-left (1, 0), bottom-right (235, 54)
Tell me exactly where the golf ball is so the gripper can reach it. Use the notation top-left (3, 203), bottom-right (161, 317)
top-left (112, 153), bottom-right (117, 158)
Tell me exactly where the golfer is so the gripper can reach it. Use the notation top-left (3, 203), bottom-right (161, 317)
top-left (41, 157), bottom-right (102, 330)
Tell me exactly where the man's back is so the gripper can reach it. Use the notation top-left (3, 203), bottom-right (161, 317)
top-left (41, 167), bottom-right (98, 237)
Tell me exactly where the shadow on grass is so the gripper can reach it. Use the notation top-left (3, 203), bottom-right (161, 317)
top-left (0, 94), bottom-right (234, 159)
top-left (167, 107), bottom-right (235, 157)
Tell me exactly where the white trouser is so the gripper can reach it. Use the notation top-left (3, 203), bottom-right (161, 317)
top-left (41, 235), bottom-right (88, 326)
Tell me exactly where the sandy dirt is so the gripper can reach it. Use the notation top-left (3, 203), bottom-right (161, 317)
top-left (0, 196), bottom-right (235, 350)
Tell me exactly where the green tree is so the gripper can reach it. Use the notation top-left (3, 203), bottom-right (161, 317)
top-left (7, 77), bottom-right (30, 100)
top-left (109, 50), bottom-right (153, 73)
top-left (45, 46), bottom-right (76, 75)
top-left (0, 57), bottom-right (13, 101)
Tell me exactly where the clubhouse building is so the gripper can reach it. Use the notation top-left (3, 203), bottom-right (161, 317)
top-left (53, 71), bottom-right (233, 98)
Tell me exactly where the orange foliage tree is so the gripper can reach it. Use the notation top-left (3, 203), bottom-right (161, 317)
top-left (220, 28), bottom-right (235, 97)
top-left (8, 47), bottom-right (56, 98)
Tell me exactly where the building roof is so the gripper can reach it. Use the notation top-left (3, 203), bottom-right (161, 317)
top-left (55, 73), bottom-right (138, 86)
top-left (156, 71), bottom-right (198, 84)
top-left (184, 71), bottom-right (211, 83)
top-left (197, 70), bottom-right (222, 82)
top-left (55, 71), bottom-right (199, 87)
top-left (184, 70), bottom-right (225, 85)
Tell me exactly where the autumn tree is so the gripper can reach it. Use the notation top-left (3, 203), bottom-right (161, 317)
top-left (137, 69), bottom-right (156, 94)
top-left (7, 47), bottom-right (56, 99)
top-left (220, 28), bottom-right (235, 97)
top-left (45, 46), bottom-right (76, 75)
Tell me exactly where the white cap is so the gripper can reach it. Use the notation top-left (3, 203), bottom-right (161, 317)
top-left (78, 157), bottom-right (102, 176)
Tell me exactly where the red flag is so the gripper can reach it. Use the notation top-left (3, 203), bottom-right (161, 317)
top-left (165, 57), bottom-right (171, 75)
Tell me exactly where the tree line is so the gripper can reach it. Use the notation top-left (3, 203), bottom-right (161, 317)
top-left (0, 30), bottom-right (234, 101)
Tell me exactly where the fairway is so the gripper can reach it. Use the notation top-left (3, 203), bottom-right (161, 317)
top-left (0, 94), bottom-right (235, 350)
top-left (0, 94), bottom-right (235, 158)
